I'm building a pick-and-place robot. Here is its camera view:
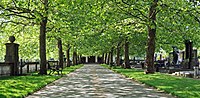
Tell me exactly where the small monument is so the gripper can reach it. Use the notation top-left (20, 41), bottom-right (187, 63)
top-left (5, 36), bottom-right (19, 76)
top-left (172, 46), bottom-right (179, 65)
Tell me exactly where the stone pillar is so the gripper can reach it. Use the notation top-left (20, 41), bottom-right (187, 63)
top-left (5, 36), bottom-right (19, 76)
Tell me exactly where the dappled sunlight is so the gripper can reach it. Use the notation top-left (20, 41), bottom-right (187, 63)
top-left (27, 64), bottom-right (173, 98)
top-left (108, 64), bottom-right (200, 98)
top-left (0, 65), bottom-right (83, 97)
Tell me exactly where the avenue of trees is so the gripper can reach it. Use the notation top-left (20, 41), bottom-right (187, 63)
top-left (0, 0), bottom-right (199, 74)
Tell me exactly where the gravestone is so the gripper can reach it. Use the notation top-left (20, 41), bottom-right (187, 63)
top-left (5, 36), bottom-right (19, 76)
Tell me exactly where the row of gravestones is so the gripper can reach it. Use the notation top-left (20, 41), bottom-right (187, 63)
top-left (170, 40), bottom-right (199, 69)
top-left (154, 40), bottom-right (199, 71)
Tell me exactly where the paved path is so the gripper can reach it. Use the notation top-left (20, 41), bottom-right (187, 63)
top-left (27, 64), bottom-right (174, 98)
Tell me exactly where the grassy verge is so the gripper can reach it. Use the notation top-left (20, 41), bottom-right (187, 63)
top-left (0, 64), bottom-right (83, 98)
top-left (101, 64), bottom-right (200, 98)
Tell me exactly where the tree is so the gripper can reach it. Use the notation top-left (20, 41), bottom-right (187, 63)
top-left (0, 0), bottom-right (50, 74)
top-left (145, 0), bottom-right (158, 74)
top-left (0, 0), bottom-right (199, 74)
top-left (112, 0), bottom-right (199, 73)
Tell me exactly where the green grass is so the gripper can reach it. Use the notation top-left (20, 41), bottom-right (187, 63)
top-left (101, 64), bottom-right (200, 98)
top-left (0, 64), bottom-right (83, 98)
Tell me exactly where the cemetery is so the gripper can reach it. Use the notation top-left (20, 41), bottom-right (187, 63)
top-left (0, 0), bottom-right (200, 98)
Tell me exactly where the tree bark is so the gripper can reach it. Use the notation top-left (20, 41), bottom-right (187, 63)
top-left (110, 48), bottom-right (114, 66)
top-left (102, 53), bottom-right (105, 64)
top-left (77, 55), bottom-right (81, 64)
top-left (58, 38), bottom-right (63, 69)
top-left (73, 51), bottom-right (77, 65)
top-left (105, 53), bottom-right (108, 64)
top-left (145, 0), bottom-right (158, 74)
top-left (39, 20), bottom-right (47, 75)
top-left (39, 0), bottom-right (48, 75)
top-left (66, 45), bottom-right (71, 67)
top-left (124, 38), bottom-right (131, 69)
top-left (116, 43), bottom-right (121, 66)
top-left (79, 55), bottom-right (82, 64)
top-left (185, 40), bottom-right (193, 69)
top-left (107, 52), bottom-right (110, 65)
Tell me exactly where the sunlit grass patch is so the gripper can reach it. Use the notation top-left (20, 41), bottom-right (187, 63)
top-left (0, 64), bottom-right (83, 98)
top-left (101, 64), bottom-right (200, 98)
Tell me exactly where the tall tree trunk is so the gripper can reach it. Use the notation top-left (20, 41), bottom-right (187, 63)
top-left (105, 53), bottom-right (108, 64)
top-left (124, 38), bottom-right (131, 69)
top-left (39, 21), bottom-right (47, 75)
top-left (73, 51), bottom-right (77, 65)
top-left (107, 52), bottom-right (110, 65)
top-left (189, 42), bottom-right (193, 69)
top-left (185, 40), bottom-right (193, 69)
top-left (102, 53), bottom-right (105, 64)
top-left (145, 0), bottom-right (158, 74)
top-left (66, 45), bottom-right (71, 67)
top-left (110, 48), bottom-right (114, 66)
top-left (77, 54), bottom-right (81, 64)
top-left (58, 38), bottom-right (63, 69)
top-left (76, 53), bottom-right (78, 64)
top-left (39, 0), bottom-right (48, 75)
top-left (79, 55), bottom-right (82, 64)
top-left (116, 43), bottom-right (121, 66)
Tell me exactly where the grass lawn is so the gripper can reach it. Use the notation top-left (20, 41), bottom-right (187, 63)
top-left (0, 64), bottom-right (83, 98)
top-left (101, 64), bottom-right (200, 98)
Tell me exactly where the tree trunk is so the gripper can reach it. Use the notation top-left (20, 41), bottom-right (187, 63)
top-left (79, 55), bottom-right (82, 64)
top-left (77, 54), bottom-right (81, 64)
top-left (58, 38), bottom-right (63, 69)
top-left (189, 42), bottom-right (193, 69)
top-left (124, 38), bottom-right (131, 69)
top-left (39, 19), bottom-right (47, 75)
top-left (116, 43), bottom-right (121, 66)
top-left (107, 52), bottom-right (110, 65)
top-left (39, 0), bottom-right (48, 75)
top-left (73, 51), bottom-right (77, 65)
top-left (185, 40), bottom-right (193, 69)
top-left (102, 53), bottom-right (105, 64)
top-left (105, 53), bottom-right (108, 64)
top-left (145, 0), bottom-right (158, 74)
top-left (66, 45), bottom-right (70, 67)
top-left (110, 48), bottom-right (114, 66)
top-left (76, 53), bottom-right (78, 64)
top-left (39, 22), bottom-right (47, 75)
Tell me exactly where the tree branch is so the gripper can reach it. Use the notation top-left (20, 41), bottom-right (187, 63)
top-left (115, 3), bottom-right (147, 23)
top-left (0, 20), bottom-right (36, 27)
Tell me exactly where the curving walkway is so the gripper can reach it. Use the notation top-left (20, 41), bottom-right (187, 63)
top-left (27, 64), bottom-right (174, 98)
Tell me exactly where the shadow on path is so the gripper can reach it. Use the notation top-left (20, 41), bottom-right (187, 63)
top-left (26, 64), bottom-right (174, 98)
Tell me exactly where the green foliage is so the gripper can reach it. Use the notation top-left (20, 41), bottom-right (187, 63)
top-left (0, 0), bottom-right (199, 59)
top-left (156, 0), bottom-right (200, 51)
top-left (101, 64), bottom-right (200, 98)
top-left (0, 64), bottom-right (83, 98)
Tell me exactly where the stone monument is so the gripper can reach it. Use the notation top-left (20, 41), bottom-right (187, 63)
top-left (5, 36), bottom-right (19, 76)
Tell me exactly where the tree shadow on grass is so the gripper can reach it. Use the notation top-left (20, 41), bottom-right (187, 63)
top-left (115, 68), bottom-right (200, 98)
